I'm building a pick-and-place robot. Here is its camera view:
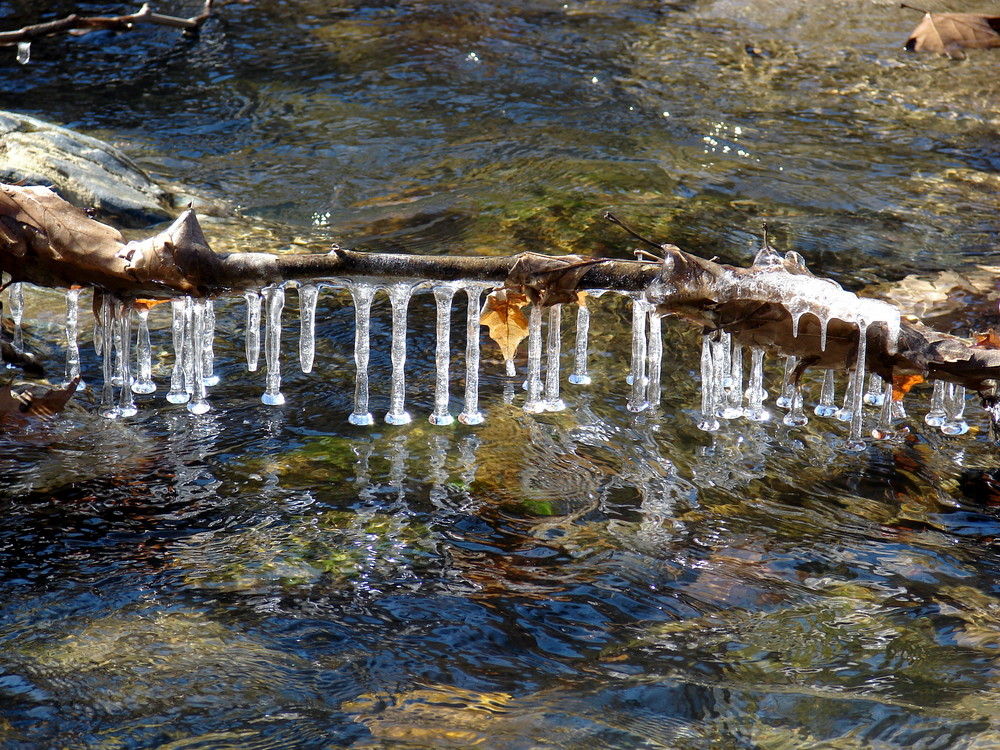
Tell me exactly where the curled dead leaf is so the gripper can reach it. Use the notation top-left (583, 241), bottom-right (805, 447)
top-left (505, 251), bottom-right (605, 307)
top-left (902, 4), bottom-right (1000, 59)
top-left (480, 289), bottom-right (530, 363)
top-left (0, 376), bottom-right (79, 426)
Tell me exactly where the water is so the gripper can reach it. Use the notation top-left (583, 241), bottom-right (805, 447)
top-left (3, 0), bottom-right (1000, 747)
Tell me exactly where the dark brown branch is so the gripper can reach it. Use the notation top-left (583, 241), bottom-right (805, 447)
top-left (0, 0), bottom-right (214, 47)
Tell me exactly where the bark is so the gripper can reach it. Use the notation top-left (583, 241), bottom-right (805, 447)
top-left (2, 183), bottom-right (999, 413)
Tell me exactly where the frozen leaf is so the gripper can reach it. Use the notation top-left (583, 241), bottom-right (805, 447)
top-left (480, 289), bottom-right (529, 363)
top-left (505, 251), bottom-right (605, 307)
top-left (0, 376), bottom-right (78, 425)
top-left (902, 4), bottom-right (1000, 59)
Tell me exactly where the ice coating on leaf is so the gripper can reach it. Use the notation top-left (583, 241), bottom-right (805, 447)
top-left (244, 291), bottom-right (262, 372)
top-left (348, 283), bottom-right (376, 426)
top-left (523, 303), bottom-right (545, 413)
top-left (459, 285), bottom-right (486, 425)
top-left (63, 288), bottom-right (83, 389)
top-left (543, 305), bottom-right (566, 412)
top-left (430, 284), bottom-right (456, 425)
top-left (569, 301), bottom-right (592, 386)
top-left (384, 282), bottom-right (413, 425)
top-left (132, 307), bottom-right (156, 394)
top-left (261, 285), bottom-right (285, 406)
top-left (298, 283), bottom-right (319, 374)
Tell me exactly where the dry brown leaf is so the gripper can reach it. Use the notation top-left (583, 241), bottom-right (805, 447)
top-left (892, 373), bottom-right (924, 401)
top-left (480, 290), bottom-right (530, 363)
top-left (903, 4), bottom-right (1000, 59)
top-left (505, 252), bottom-right (605, 307)
top-left (974, 329), bottom-right (1000, 350)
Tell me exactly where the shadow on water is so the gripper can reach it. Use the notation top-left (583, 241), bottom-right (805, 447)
top-left (3, 0), bottom-right (1000, 747)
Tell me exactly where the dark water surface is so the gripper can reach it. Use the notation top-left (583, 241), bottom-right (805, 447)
top-left (3, 1), bottom-right (1000, 747)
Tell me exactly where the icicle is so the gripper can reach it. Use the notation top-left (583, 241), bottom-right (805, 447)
top-left (844, 322), bottom-right (869, 451)
top-left (783, 380), bottom-right (808, 426)
top-left (872, 381), bottom-right (896, 439)
top-left (459, 286), bottom-right (485, 425)
top-left (261, 285), bottom-right (286, 406)
top-left (131, 306), bottom-right (156, 394)
top-left (814, 370), bottom-right (837, 417)
top-left (384, 282), bottom-right (414, 425)
top-left (244, 291), bottom-right (262, 372)
top-left (719, 343), bottom-right (744, 419)
top-left (8, 282), bottom-right (24, 353)
top-left (698, 334), bottom-right (720, 431)
top-left (568, 299), bottom-right (592, 385)
top-left (16, 41), bottom-right (30, 65)
top-left (627, 297), bottom-right (649, 412)
top-left (863, 373), bottom-right (885, 406)
top-left (63, 288), bottom-right (84, 388)
top-left (202, 299), bottom-right (219, 386)
top-left (348, 284), bottom-right (376, 426)
top-left (188, 298), bottom-right (211, 414)
top-left (544, 305), bottom-right (566, 412)
top-left (115, 302), bottom-right (137, 417)
top-left (835, 371), bottom-right (856, 422)
top-left (941, 383), bottom-right (969, 436)
top-left (429, 285), bottom-right (456, 425)
top-left (743, 347), bottom-right (769, 422)
top-left (645, 309), bottom-right (663, 409)
top-left (166, 298), bottom-right (191, 404)
top-left (523, 303), bottom-right (545, 413)
top-left (791, 311), bottom-right (803, 339)
top-left (775, 355), bottom-right (798, 408)
top-left (819, 317), bottom-right (829, 352)
top-left (298, 283), bottom-right (319, 374)
top-left (925, 380), bottom-right (947, 427)
top-left (98, 294), bottom-right (119, 418)
top-left (710, 333), bottom-right (731, 419)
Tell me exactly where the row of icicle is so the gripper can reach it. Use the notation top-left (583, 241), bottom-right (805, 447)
top-left (1, 280), bottom-right (971, 447)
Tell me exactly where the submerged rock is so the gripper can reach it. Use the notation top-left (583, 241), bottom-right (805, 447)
top-left (0, 110), bottom-right (173, 227)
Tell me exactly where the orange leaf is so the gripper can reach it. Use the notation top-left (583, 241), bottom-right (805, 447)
top-left (974, 329), bottom-right (1000, 349)
top-left (480, 290), bottom-right (530, 363)
top-left (892, 373), bottom-right (924, 401)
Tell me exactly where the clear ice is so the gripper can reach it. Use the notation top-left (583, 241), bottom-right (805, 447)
top-left (348, 283), bottom-right (376, 426)
top-left (188, 298), bottom-right (211, 415)
top-left (245, 291), bottom-right (262, 372)
top-left (298, 283), bottom-right (319, 374)
top-left (166, 298), bottom-right (192, 404)
top-left (459, 285), bottom-right (485, 425)
top-left (719, 342), bottom-right (743, 419)
top-left (16, 41), bottom-right (30, 65)
top-left (744, 347), bottom-right (769, 422)
top-left (115, 302), bottom-right (138, 417)
top-left (543, 305), bottom-right (566, 412)
top-left (941, 383), bottom-right (969, 436)
top-left (202, 299), bottom-right (219, 387)
top-left (132, 306), bottom-right (156, 394)
top-left (261, 285), bottom-right (286, 406)
top-left (775, 355), bottom-right (798, 409)
top-left (523, 303), bottom-right (545, 413)
top-left (8, 282), bottom-right (24, 353)
top-left (63, 288), bottom-right (84, 388)
top-left (430, 284), bottom-right (457, 425)
top-left (384, 283), bottom-right (414, 425)
top-left (863, 373), bottom-right (885, 406)
top-left (645, 309), bottom-right (663, 409)
top-left (627, 296), bottom-right (649, 412)
top-left (569, 300), bottom-right (592, 385)
top-left (925, 380), bottom-right (947, 427)
top-left (844, 322), bottom-right (869, 451)
top-left (698, 334), bottom-right (720, 431)
top-left (814, 370), bottom-right (838, 417)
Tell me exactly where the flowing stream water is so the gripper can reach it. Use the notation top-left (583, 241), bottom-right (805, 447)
top-left (2, 1), bottom-right (1000, 747)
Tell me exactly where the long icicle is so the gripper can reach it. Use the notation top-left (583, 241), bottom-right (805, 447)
top-left (744, 347), bottom-right (768, 422)
top-left (720, 341), bottom-right (743, 419)
top-left (261, 285), bottom-right (286, 406)
top-left (98, 293), bottom-right (119, 418)
top-left (544, 304), bottom-right (566, 412)
top-left (298, 283), bottom-right (319, 374)
top-left (698, 334), bottom-right (720, 431)
top-left (202, 299), bottom-right (219, 386)
top-left (385, 282), bottom-right (414, 425)
top-left (459, 285), bottom-right (485, 425)
top-left (845, 322), bottom-right (869, 451)
top-left (132, 305), bottom-right (156, 394)
top-left (188, 298), bottom-right (211, 414)
top-left (569, 298), bottom-right (592, 385)
top-left (627, 296), bottom-right (649, 412)
top-left (63, 288), bottom-right (84, 388)
top-left (8, 282), bottom-right (24, 353)
top-left (645, 309), bottom-right (663, 410)
top-left (166, 297), bottom-right (191, 404)
top-left (116, 301), bottom-right (138, 416)
top-left (245, 290), bottom-right (262, 372)
top-left (523, 303), bottom-right (545, 413)
top-left (348, 283), bottom-right (376, 426)
top-left (430, 284), bottom-right (456, 425)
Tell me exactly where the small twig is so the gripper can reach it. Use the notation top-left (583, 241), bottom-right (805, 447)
top-left (900, 3), bottom-right (930, 15)
top-left (603, 212), bottom-right (668, 254)
top-left (0, 0), bottom-right (214, 46)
